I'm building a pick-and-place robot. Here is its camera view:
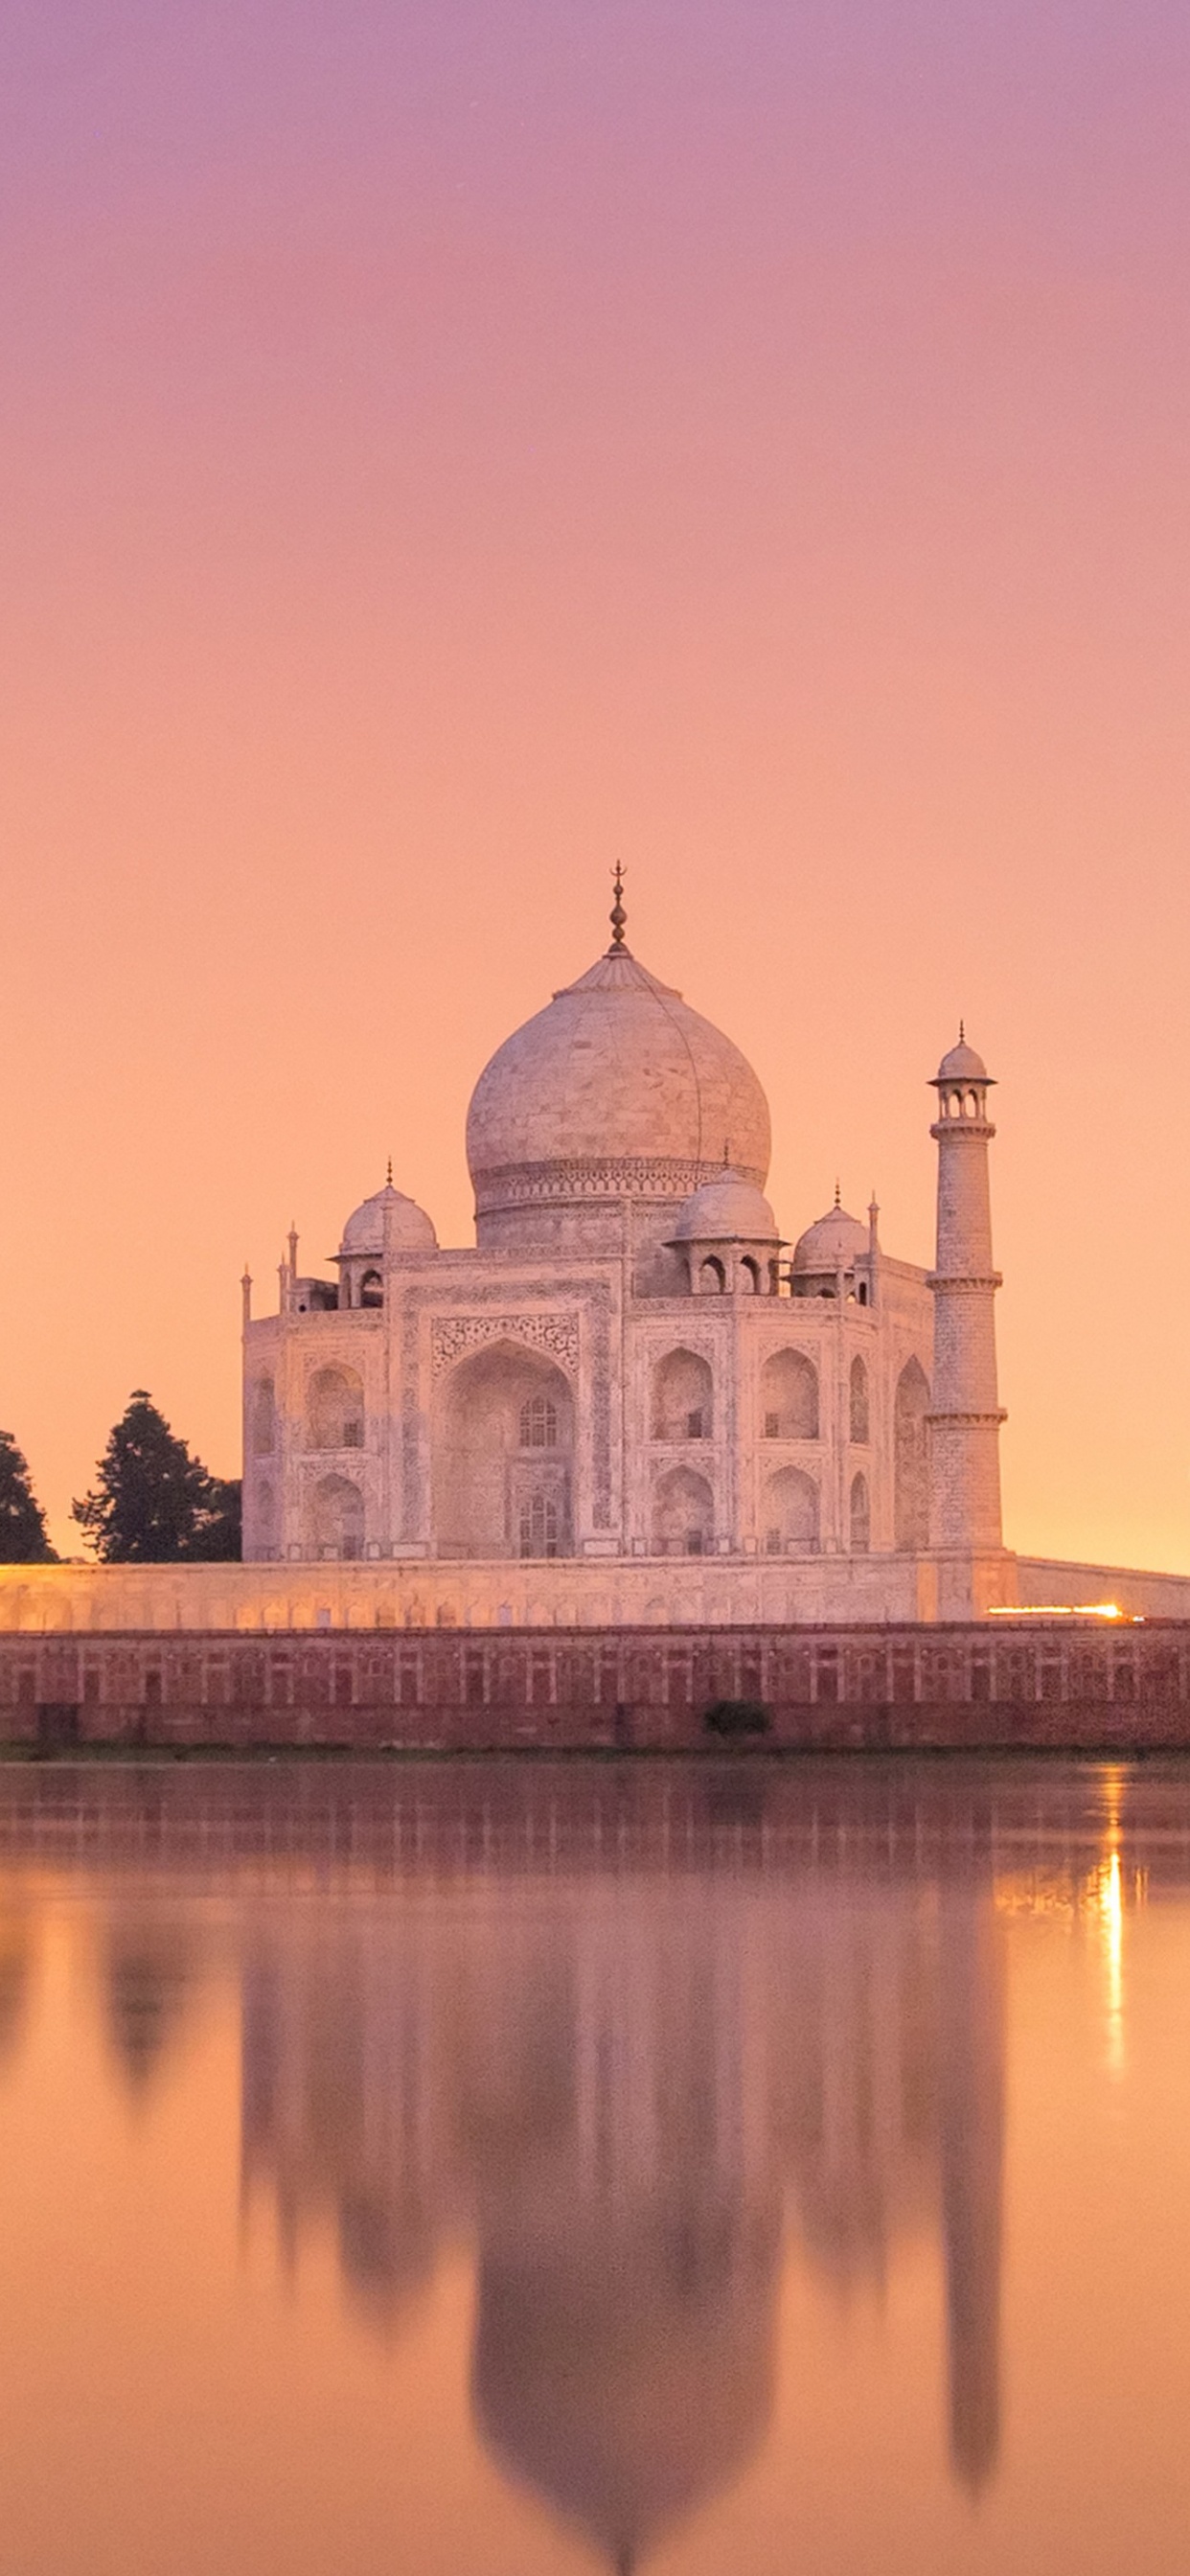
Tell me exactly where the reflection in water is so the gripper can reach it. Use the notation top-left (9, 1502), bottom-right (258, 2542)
top-left (239, 1840), bottom-right (1006, 2556)
top-left (102, 1917), bottom-right (199, 2096)
top-left (0, 1907), bottom-right (32, 2070)
top-left (1, 1759), bottom-right (1170, 2573)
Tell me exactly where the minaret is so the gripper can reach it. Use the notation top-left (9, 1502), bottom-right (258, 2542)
top-left (927, 1032), bottom-right (1011, 1605)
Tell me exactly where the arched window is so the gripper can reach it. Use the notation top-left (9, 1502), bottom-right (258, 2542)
top-left (740, 1256), bottom-right (761, 1295)
top-left (850, 1471), bottom-right (870, 1552)
top-left (251, 1376), bottom-right (276, 1456)
top-left (895, 1357), bottom-right (930, 1549)
top-left (518, 1492), bottom-right (560, 1558)
top-left (652, 1349), bottom-right (713, 1441)
top-left (849, 1356), bottom-right (870, 1445)
top-left (762, 1466), bottom-right (819, 1555)
top-left (698, 1255), bottom-right (726, 1294)
top-left (759, 1348), bottom-right (819, 1440)
top-left (652, 1466), bottom-right (714, 1556)
top-left (359, 1269), bottom-right (383, 1308)
top-left (519, 1393), bottom-right (558, 1450)
top-left (308, 1366), bottom-right (365, 1452)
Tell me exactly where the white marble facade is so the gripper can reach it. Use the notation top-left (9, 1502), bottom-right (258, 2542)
top-left (240, 903), bottom-right (1009, 1612)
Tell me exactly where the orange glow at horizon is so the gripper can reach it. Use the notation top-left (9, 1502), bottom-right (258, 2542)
top-left (2, 0), bottom-right (1190, 1568)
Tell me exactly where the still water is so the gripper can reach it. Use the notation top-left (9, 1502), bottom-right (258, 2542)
top-left (0, 1757), bottom-right (1187, 2575)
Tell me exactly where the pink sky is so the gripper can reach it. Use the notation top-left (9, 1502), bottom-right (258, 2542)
top-left (2, 0), bottom-right (1189, 1565)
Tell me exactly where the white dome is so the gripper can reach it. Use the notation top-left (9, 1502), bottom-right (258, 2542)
top-left (672, 1171), bottom-right (780, 1244)
top-left (466, 949), bottom-right (771, 1225)
top-left (791, 1203), bottom-right (868, 1275)
top-left (935, 1033), bottom-right (990, 1083)
top-left (339, 1183), bottom-right (437, 1260)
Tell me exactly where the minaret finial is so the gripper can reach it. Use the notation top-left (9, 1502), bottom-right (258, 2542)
top-left (386, 1156), bottom-right (393, 1186)
top-left (609, 863), bottom-right (628, 951)
top-left (959, 1017), bottom-right (966, 1043)
top-left (834, 1178), bottom-right (841, 1209)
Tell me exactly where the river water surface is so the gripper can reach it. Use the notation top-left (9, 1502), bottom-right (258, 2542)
top-left (0, 1757), bottom-right (1187, 2575)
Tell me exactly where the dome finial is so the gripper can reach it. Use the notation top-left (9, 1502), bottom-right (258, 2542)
top-left (608, 862), bottom-right (628, 951)
top-left (834, 1177), bottom-right (841, 1209)
top-left (386, 1156), bottom-right (393, 1186)
top-left (959, 1017), bottom-right (965, 1043)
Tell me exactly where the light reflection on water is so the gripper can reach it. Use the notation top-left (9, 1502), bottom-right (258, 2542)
top-left (0, 1759), bottom-right (1186, 2575)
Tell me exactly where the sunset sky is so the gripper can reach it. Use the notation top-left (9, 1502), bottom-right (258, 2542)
top-left (3, 0), bottom-right (1189, 1567)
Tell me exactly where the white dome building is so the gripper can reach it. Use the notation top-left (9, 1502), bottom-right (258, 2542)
top-left (241, 897), bottom-right (1006, 1616)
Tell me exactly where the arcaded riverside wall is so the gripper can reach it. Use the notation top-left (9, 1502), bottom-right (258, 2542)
top-left (3, 1622), bottom-right (1190, 1753)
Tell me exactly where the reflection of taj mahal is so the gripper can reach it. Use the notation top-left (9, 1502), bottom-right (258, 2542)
top-left (240, 1837), bottom-right (1005, 2564)
top-left (242, 882), bottom-right (1013, 1619)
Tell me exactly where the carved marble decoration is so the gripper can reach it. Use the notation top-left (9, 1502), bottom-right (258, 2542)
top-left (430, 1312), bottom-right (580, 1380)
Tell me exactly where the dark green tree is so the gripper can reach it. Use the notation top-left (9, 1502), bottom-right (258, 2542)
top-left (0, 1430), bottom-right (57, 1562)
top-left (72, 1392), bottom-right (241, 1563)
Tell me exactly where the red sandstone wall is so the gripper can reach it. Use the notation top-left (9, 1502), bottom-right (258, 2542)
top-left (2, 1622), bottom-right (1189, 1753)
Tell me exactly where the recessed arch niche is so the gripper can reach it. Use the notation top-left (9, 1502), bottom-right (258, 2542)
top-left (762, 1465), bottom-right (819, 1553)
top-left (308, 1365), bottom-right (365, 1452)
top-left (310, 1474), bottom-right (364, 1559)
top-left (652, 1465), bottom-right (715, 1555)
top-left (652, 1348), bottom-right (714, 1442)
top-left (433, 1342), bottom-right (574, 1558)
top-left (759, 1349), bottom-right (818, 1441)
top-left (894, 1358), bottom-right (930, 1549)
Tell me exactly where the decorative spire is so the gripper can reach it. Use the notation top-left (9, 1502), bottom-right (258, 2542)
top-left (386, 1156), bottom-right (393, 1186)
top-left (608, 862), bottom-right (628, 951)
top-left (959, 1018), bottom-right (966, 1043)
top-left (834, 1178), bottom-right (841, 1209)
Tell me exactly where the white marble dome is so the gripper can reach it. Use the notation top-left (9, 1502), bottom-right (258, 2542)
top-left (936, 1033), bottom-right (990, 1083)
top-left (673, 1171), bottom-right (779, 1243)
top-left (466, 948), bottom-right (771, 1222)
top-left (791, 1202), bottom-right (868, 1275)
top-left (339, 1183), bottom-right (437, 1259)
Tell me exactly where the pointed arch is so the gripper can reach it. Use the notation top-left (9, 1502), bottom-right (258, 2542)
top-left (895, 1357), bottom-right (930, 1549)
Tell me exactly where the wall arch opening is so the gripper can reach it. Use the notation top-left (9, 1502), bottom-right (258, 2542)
top-left (433, 1344), bottom-right (573, 1559)
top-left (760, 1348), bottom-right (818, 1440)
top-left (849, 1355), bottom-right (870, 1445)
top-left (652, 1348), bottom-right (713, 1442)
top-left (762, 1466), bottom-right (819, 1554)
top-left (652, 1466), bottom-right (714, 1555)
top-left (894, 1357), bottom-right (930, 1549)
top-left (308, 1366), bottom-right (365, 1452)
top-left (310, 1474), bottom-right (364, 1559)
top-left (251, 1376), bottom-right (276, 1457)
top-left (850, 1471), bottom-right (870, 1552)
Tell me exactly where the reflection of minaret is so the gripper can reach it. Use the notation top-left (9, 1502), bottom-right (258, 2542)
top-left (102, 1916), bottom-right (197, 2095)
top-left (0, 1909), bottom-right (32, 2073)
top-left (240, 1920), bottom-right (454, 2331)
top-left (937, 1891), bottom-right (1004, 2494)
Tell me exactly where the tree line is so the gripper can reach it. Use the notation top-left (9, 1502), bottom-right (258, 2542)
top-left (0, 1393), bottom-right (240, 1564)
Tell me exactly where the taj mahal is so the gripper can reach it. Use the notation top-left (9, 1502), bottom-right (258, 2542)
top-left (240, 877), bottom-right (1016, 1622)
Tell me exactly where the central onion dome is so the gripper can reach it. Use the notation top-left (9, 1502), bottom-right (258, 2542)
top-left (467, 918), bottom-right (770, 1252)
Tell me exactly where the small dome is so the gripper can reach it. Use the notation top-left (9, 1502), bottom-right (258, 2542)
top-left (935, 1034), bottom-right (989, 1083)
top-left (339, 1183), bottom-right (437, 1260)
top-left (791, 1203), bottom-right (869, 1275)
top-left (672, 1172), bottom-right (780, 1244)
